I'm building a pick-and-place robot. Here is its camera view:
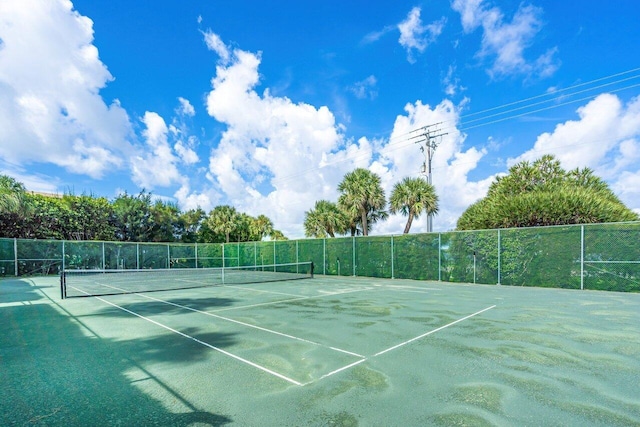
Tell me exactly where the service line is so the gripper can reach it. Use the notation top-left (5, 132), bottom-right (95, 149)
top-left (374, 305), bottom-right (496, 356)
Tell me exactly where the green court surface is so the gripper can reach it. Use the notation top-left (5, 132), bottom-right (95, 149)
top-left (2, 275), bottom-right (639, 426)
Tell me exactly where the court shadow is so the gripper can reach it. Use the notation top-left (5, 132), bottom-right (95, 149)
top-left (92, 296), bottom-right (237, 317)
top-left (125, 328), bottom-right (237, 364)
top-left (0, 278), bottom-right (44, 304)
top-left (0, 302), bottom-right (233, 426)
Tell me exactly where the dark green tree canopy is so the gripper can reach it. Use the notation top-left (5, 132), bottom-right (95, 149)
top-left (0, 175), bottom-right (279, 243)
top-left (457, 155), bottom-right (638, 230)
top-left (304, 200), bottom-right (348, 238)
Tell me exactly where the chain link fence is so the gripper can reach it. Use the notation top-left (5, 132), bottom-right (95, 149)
top-left (1, 222), bottom-right (638, 292)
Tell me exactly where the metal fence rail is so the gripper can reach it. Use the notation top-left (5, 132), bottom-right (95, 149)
top-left (1, 222), bottom-right (638, 292)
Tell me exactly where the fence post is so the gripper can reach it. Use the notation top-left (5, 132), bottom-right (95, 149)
top-left (62, 240), bottom-right (65, 272)
top-left (352, 237), bottom-right (356, 276)
top-left (136, 243), bottom-right (140, 269)
top-left (391, 235), bottom-right (395, 279)
top-left (438, 233), bottom-right (442, 281)
top-left (167, 244), bottom-right (171, 269)
top-left (14, 238), bottom-right (18, 276)
top-left (580, 225), bottom-right (585, 290)
top-left (195, 242), bottom-right (198, 268)
top-left (497, 229), bottom-right (501, 285)
top-left (323, 238), bottom-right (326, 275)
top-left (102, 242), bottom-right (106, 270)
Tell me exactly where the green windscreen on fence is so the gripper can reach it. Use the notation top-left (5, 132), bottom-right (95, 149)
top-left (2, 222), bottom-right (639, 292)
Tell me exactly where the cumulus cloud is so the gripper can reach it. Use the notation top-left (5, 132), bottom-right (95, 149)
top-left (509, 93), bottom-right (640, 212)
top-left (130, 112), bottom-right (182, 188)
top-left (398, 7), bottom-right (446, 63)
top-left (0, 0), bottom-right (133, 179)
top-left (202, 31), bottom-right (379, 236)
top-left (451, 0), bottom-right (559, 79)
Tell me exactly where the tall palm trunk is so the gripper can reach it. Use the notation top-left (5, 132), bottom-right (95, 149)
top-left (403, 209), bottom-right (415, 234)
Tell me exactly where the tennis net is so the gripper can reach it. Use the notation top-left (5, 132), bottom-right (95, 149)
top-left (60, 261), bottom-right (314, 299)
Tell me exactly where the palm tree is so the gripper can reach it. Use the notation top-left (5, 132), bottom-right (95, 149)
top-left (0, 175), bottom-right (31, 215)
top-left (389, 176), bottom-right (438, 234)
top-left (251, 214), bottom-right (274, 240)
top-left (304, 200), bottom-right (348, 238)
top-left (206, 205), bottom-right (239, 243)
top-left (337, 168), bottom-right (386, 236)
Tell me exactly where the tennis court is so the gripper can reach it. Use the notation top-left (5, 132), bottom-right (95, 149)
top-left (2, 269), bottom-right (640, 426)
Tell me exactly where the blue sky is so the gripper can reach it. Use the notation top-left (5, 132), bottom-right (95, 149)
top-left (1, 0), bottom-right (639, 238)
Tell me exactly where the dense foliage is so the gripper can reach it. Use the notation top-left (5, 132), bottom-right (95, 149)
top-left (457, 155), bottom-right (638, 230)
top-left (0, 175), bottom-right (283, 243)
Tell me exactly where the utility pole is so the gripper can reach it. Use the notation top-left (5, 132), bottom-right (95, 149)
top-left (410, 123), bottom-right (448, 233)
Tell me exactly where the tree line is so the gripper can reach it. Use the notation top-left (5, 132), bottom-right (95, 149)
top-left (1, 155), bottom-right (636, 243)
top-left (0, 176), bottom-right (283, 243)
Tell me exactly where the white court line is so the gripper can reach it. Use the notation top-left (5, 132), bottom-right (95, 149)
top-left (374, 305), bottom-right (496, 356)
top-left (72, 287), bottom-right (303, 386)
top-left (72, 282), bottom-right (365, 359)
top-left (306, 304), bottom-right (497, 384)
top-left (308, 359), bottom-right (367, 384)
top-left (134, 292), bottom-right (365, 358)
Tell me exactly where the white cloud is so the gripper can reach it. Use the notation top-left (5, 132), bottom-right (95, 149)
top-left (202, 30), bottom-right (231, 64)
top-left (196, 31), bottom-right (502, 236)
top-left (442, 65), bottom-right (465, 96)
top-left (176, 97), bottom-right (195, 117)
top-left (509, 93), bottom-right (640, 212)
top-left (202, 32), bottom-right (379, 236)
top-left (398, 7), bottom-right (446, 63)
top-left (349, 75), bottom-right (378, 100)
top-left (130, 112), bottom-right (182, 189)
top-left (174, 138), bottom-right (199, 165)
top-left (0, 0), bottom-right (133, 179)
top-left (451, 0), bottom-right (559, 79)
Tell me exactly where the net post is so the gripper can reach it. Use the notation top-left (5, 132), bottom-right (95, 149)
top-left (310, 261), bottom-right (314, 278)
top-left (60, 271), bottom-right (66, 299)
